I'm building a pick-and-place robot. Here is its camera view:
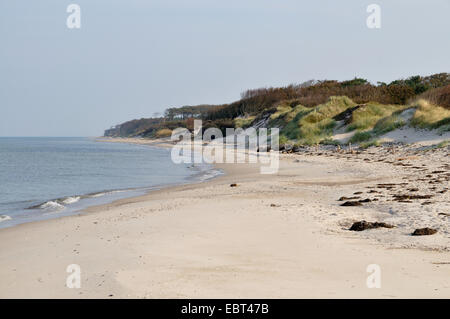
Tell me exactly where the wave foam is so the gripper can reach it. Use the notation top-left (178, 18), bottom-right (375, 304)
top-left (61, 196), bottom-right (81, 204)
top-left (39, 201), bottom-right (65, 211)
top-left (86, 191), bottom-right (108, 198)
top-left (0, 215), bottom-right (11, 223)
top-left (197, 169), bottom-right (224, 181)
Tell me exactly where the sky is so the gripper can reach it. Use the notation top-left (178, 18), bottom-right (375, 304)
top-left (0, 0), bottom-right (449, 137)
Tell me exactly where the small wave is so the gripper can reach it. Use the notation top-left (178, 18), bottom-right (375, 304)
top-left (85, 191), bottom-right (108, 198)
top-left (40, 201), bottom-right (65, 211)
top-left (27, 189), bottom-right (133, 211)
top-left (61, 196), bottom-right (81, 204)
top-left (85, 189), bottom-right (129, 198)
top-left (0, 215), bottom-right (12, 223)
top-left (197, 169), bottom-right (224, 182)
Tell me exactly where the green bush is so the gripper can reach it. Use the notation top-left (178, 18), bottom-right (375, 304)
top-left (350, 131), bottom-right (372, 143)
top-left (360, 140), bottom-right (381, 149)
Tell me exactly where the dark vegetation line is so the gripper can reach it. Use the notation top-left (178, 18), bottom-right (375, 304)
top-left (104, 73), bottom-right (450, 140)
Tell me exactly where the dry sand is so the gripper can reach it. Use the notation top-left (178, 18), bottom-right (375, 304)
top-left (0, 138), bottom-right (449, 298)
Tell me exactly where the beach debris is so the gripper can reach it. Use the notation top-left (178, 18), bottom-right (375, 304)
top-left (348, 142), bottom-right (355, 154)
top-left (377, 183), bottom-right (397, 190)
top-left (354, 191), bottom-right (363, 195)
top-left (230, 183), bottom-right (238, 187)
top-left (393, 194), bottom-right (433, 201)
top-left (341, 201), bottom-right (362, 207)
top-left (292, 145), bottom-right (302, 153)
top-left (270, 203), bottom-right (280, 207)
top-left (411, 228), bottom-right (437, 236)
top-left (257, 146), bottom-right (271, 153)
top-left (349, 221), bottom-right (395, 231)
top-left (332, 105), bottom-right (362, 124)
top-left (338, 196), bottom-right (360, 201)
top-left (280, 144), bottom-right (295, 152)
top-left (396, 156), bottom-right (419, 161)
top-left (438, 213), bottom-right (450, 217)
top-left (358, 198), bottom-right (373, 203)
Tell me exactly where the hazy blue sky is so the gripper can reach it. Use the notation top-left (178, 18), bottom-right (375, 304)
top-left (1, 0), bottom-right (449, 136)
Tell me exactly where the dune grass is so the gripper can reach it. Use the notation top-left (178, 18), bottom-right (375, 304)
top-left (277, 105), bottom-right (311, 140)
top-left (270, 104), bottom-right (292, 120)
top-left (348, 100), bottom-right (450, 144)
top-left (234, 116), bottom-right (256, 128)
top-left (295, 96), bottom-right (356, 145)
top-left (435, 140), bottom-right (449, 148)
top-left (349, 108), bottom-right (407, 144)
top-left (154, 128), bottom-right (173, 138)
top-left (410, 99), bottom-right (450, 130)
top-left (277, 96), bottom-right (450, 146)
top-left (347, 103), bottom-right (407, 132)
top-left (372, 113), bottom-right (406, 135)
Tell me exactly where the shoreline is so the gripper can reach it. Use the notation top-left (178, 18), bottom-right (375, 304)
top-left (0, 138), bottom-right (221, 230)
top-left (0, 137), bottom-right (449, 298)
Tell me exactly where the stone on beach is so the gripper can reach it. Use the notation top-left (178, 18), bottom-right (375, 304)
top-left (341, 201), bottom-right (362, 206)
top-left (349, 221), bottom-right (395, 231)
top-left (411, 228), bottom-right (438, 236)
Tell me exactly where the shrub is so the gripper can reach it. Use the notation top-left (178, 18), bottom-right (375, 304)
top-left (350, 131), bottom-right (373, 143)
top-left (278, 135), bottom-right (289, 146)
top-left (320, 138), bottom-right (341, 145)
top-left (418, 85), bottom-right (450, 110)
top-left (360, 140), bottom-right (381, 149)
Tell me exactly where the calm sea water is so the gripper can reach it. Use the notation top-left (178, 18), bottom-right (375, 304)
top-left (0, 137), bottom-right (221, 229)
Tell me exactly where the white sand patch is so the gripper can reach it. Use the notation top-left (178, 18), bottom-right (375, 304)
top-left (398, 107), bottom-right (416, 121)
top-left (332, 131), bottom-right (357, 144)
top-left (379, 127), bottom-right (450, 146)
top-left (332, 120), bottom-right (357, 143)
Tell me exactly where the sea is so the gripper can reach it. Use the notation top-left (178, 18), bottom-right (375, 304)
top-left (0, 137), bottom-right (222, 229)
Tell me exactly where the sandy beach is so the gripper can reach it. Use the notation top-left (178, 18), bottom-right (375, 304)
top-left (0, 138), bottom-right (449, 298)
